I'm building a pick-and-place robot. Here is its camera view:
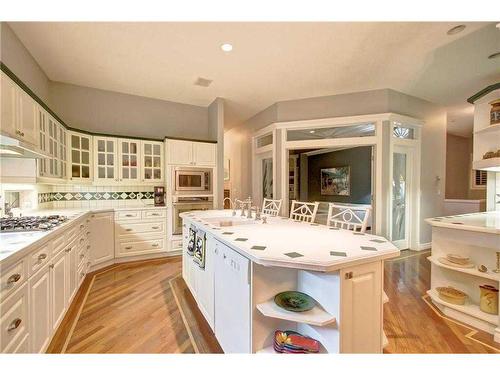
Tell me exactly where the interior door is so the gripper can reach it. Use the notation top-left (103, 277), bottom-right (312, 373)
top-left (391, 146), bottom-right (411, 249)
top-left (214, 240), bottom-right (251, 353)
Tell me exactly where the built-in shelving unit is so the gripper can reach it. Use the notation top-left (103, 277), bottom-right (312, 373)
top-left (256, 298), bottom-right (337, 327)
top-left (474, 123), bottom-right (500, 135)
top-left (427, 289), bottom-right (498, 326)
top-left (428, 256), bottom-right (500, 282)
top-left (256, 342), bottom-right (328, 354)
top-left (472, 157), bottom-right (500, 172)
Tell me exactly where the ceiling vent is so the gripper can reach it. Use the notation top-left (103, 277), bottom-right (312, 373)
top-left (194, 77), bottom-right (213, 87)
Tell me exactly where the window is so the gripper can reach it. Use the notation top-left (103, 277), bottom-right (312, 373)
top-left (287, 123), bottom-right (375, 141)
top-left (471, 169), bottom-right (487, 189)
top-left (393, 125), bottom-right (415, 139)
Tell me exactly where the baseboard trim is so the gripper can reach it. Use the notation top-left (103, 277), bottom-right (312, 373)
top-left (413, 242), bottom-right (431, 251)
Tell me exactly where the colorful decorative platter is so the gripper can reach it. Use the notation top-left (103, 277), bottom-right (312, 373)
top-left (274, 291), bottom-right (316, 312)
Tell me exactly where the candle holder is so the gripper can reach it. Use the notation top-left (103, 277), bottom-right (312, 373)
top-left (493, 252), bottom-right (500, 274)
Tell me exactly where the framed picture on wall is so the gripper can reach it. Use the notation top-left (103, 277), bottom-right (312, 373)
top-left (320, 166), bottom-right (350, 196)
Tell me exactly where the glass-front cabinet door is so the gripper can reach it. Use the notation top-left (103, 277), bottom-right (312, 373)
top-left (69, 132), bottom-right (92, 182)
top-left (47, 116), bottom-right (59, 178)
top-left (118, 139), bottom-right (140, 183)
top-left (94, 136), bottom-right (117, 183)
top-left (37, 107), bottom-right (48, 177)
top-left (58, 125), bottom-right (67, 179)
top-left (142, 141), bottom-right (163, 183)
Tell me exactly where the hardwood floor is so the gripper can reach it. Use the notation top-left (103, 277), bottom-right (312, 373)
top-left (48, 252), bottom-right (499, 354)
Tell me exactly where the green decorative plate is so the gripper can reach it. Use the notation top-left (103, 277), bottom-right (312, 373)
top-left (274, 291), bottom-right (316, 312)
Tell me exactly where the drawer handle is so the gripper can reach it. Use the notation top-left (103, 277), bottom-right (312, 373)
top-left (87, 245), bottom-right (91, 249)
top-left (49, 264), bottom-right (54, 269)
top-left (152, 243), bottom-right (159, 247)
top-left (152, 226), bottom-right (160, 230)
top-left (125, 214), bottom-right (134, 217)
top-left (80, 225), bottom-right (84, 229)
top-left (345, 272), bottom-right (353, 280)
top-left (86, 231), bottom-right (90, 235)
top-left (65, 248), bottom-right (71, 253)
top-left (80, 238), bottom-right (85, 243)
top-left (125, 246), bottom-right (133, 250)
top-left (7, 318), bottom-right (22, 332)
top-left (7, 274), bottom-right (21, 284)
top-left (80, 254), bottom-right (85, 259)
top-left (91, 214), bottom-right (95, 218)
top-left (125, 228), bottom-right (133, 232)
top-left (38, 253), bottom-right (47, 261)
top-left (151, 213), bottom-right (160, 216)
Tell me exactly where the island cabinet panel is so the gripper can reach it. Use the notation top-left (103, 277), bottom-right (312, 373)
top-left (214, 239), bottom-right (251, 353)
top-left (50, 250), bottom-right (68, 332)
top-left (192, 234), bottom-right (215, 329)
top-left (340, 261), bottom-right (383, 353)
top-left (29, 264), bottom-right (52, 353)
top-left (89, 212), bottom-right (115, 266)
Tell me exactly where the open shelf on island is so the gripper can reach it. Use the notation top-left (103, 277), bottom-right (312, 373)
top-left (428, 256), bottom-right (500, 282)
top-left (472, 157), bottom-right (500, 171)
top-left (427, 289), bottom-right (498, 325)
top-left (474, 123), bottom-right (500, 135)
top-left (256, 298), bottom-right (336, 327)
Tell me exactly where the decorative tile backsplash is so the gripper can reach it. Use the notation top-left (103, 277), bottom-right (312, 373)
top-left (38, 191), bottom-right (153, 203)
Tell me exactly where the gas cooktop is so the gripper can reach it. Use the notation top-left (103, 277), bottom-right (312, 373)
top-left (0, 215), bottom-right (68, 233)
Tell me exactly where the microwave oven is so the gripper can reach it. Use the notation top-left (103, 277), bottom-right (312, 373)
top-left (174, 167), bottom-right (212, 194)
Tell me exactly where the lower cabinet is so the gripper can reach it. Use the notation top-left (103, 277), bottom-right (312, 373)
top-left (90, 212), bottom-right (114, 266)
top-left (192, 234), bottom-right (215, 329)
top-left (340, 261), bottom-right (383, 353)
top-left (0, 283), bottom-right (29, 353)
top-left (67, 240), bottom-right (79, 302)
top-left (50, 250), bottom-right (68, 332)
top-left (29, 264), bottom-right (52, 353)
top-left (213, 239), bottom-right (251, 353)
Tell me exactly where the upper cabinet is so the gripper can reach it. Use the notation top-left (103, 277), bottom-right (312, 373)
top-left (141, 141), bottom-right (163, 183)
top-left (0, 72), bottom-right (38, 146)
top-left (118, 139), bottom-right (141, 184)
top-left (68, 132), bottom-right (92, 182)
top-left (94, 136), bottom-right (118, 184)
top-left (166, 139), bottom-right (216, 167)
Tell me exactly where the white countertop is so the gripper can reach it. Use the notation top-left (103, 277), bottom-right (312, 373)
top-left (425, 211), bottom-right (500, 235)
top-left (0, 205), bottom-right (167, 265)
top-left (181, 209), bottom-right (399, 272)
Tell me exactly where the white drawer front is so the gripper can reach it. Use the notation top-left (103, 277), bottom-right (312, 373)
top-left (28, 243), bottom-right (51, 277)
top-left (142, 210), bottom-right (166, 219)
top-left (115, 210), bottom-right (141, 221)
top-left (52, 231), bottom-right (67, 255)
top-left (171, 239), bottom-right (183, 250)
top-left (1, 260), bottom-right (26, 302)
top-left (117, 238), bottom-right (165, 257)
top-left (0, 284), bottom-right (28, 353)
top-left (66, 224), bottom-right (79, 245)
top-left (117, 221), bottom-right (165, 236)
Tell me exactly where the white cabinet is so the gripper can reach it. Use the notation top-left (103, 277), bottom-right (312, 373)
top-left (214, 239), bottom-right (251, 353)
top-left (37, 107), bottom-right (49, 177)
top-left (94, 136), bottom-right (118, 183)
top-left (0, 72), bottom-right (37, 146)
top-left (68, 132), bottom-right (92, 182)
top-left (141, 141), bottom-right (163, 183)
top-left (118, 139), bottom-right (140, 183)
top-left (340, 261), bottom-right (383, 353)
top-left (29, 264), bottom-right (52, 353)
top-left (166, 139), bottom-right (216, 167)
top-left (66, 241), bottom-right (78, 302)
top-left (194, 234), bottom-right (215, 329)
top-left (0, 284), bottom-right (29, 353)
top-left (50, 250), bottom-right (67, 332)
top-left (90, 212), bottom-right (115, 266)
top-left (194, 142), bottom-right (217, 166)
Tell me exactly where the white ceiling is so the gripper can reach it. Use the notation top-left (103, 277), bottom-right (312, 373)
top-left (8, 22), bottom-right (500, 130)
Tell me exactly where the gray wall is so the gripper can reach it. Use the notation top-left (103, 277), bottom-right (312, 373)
top-left (208, 98), bottom-right (225, 208)
top-left (306, 147), bottom-right (372, 204)
top-left (48, 81), bottom-right (209, 140)
top-left (0, 22), bottom-right (50, 102)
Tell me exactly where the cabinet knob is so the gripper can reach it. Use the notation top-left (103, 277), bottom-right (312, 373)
top-left (38, 253), bottom-right (47, 261)
top-left (80, 254), bottom-right (85, 259)
top-left (49, 264), bottom-right (55, 269)
top-left (7, 318), bottom-right (22, 332)
top-left (152, 243), bottom-right (159, 247)
top-left (152, 226), bottom-right (160, 230)
top-left (125, 246), bottom-right (133, 250)
top-left (7, 273), bottom-right (21, 284)
top-left (345, 272), bottom-right (353, 280)
top-left (87, 245), bottom-right (91, 249)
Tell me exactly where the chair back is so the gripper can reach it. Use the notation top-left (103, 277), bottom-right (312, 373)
top-left (289, 200), bottom-right (319, 223)
top-left (326, 203), bottom-right (371, 233)
top-left (262, 198), bottom-right (282, 217)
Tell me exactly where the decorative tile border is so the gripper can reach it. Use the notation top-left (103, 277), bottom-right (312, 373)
top-left (38, 191), bottom-right (153, 203)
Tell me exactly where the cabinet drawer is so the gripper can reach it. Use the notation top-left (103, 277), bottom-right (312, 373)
top-left (117, 238), bottom-right (165, 256)
top-left (142, 210), bottom-right (166, 219)
top-left (1, 259), bottom-right (26, 302)
top-left (66, 224), bottom-right (79, 244)
top-left (115, 210), bottom-right (141, 221)
top-left (28, 243), bottom-right (51, 277)
top-left (52, 232), bottom-right (67, 255)
top-left (171, 239), bottom-right (183, 250)
top-left (0, 284), bottom-right (28, 353)
top-left (117, 221), bottom-right (165, 236)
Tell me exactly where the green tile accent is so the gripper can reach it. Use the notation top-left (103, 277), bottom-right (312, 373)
top-left (284, 252), bottom-right (303, 258)
top-left (330, 251), bottom-right (347, 257)
top-left (360, 246), bottom-right (377, 251)
top-left (251, 245), bottom-right (266, 251)
top-left (370, 239), bottom-right (386, 244)
top-left (235, 238), bottom-right (248, 242)
top-left (222, 232), bottom-right (234, 235)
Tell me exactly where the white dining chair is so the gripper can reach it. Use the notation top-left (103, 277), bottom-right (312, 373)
top-left (289, 200), bottom-right (319, 223)
top-left (261, 198), bottom-right (282, 217)
top-left (326, 203), bottom-right (371, 233)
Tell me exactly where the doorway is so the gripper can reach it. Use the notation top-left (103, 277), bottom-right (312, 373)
top-left (390, 146), bottom-right (412, 249)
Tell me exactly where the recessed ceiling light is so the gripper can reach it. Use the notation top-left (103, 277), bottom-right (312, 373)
top-left (487, 51), bottom-right (500, 60)
top-left (447, 25), bottom-right (466, 35)
top-left (221, 43), bottom-right (233, 52)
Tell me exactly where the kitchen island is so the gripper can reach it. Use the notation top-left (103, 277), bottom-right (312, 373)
top-left (180, 209), bottom-right (400, 353)
top-left (425, 211), bottom-right (500, 343)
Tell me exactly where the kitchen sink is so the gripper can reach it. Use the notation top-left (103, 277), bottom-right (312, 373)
top-left (203, 217), bottom-right (258, 227)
